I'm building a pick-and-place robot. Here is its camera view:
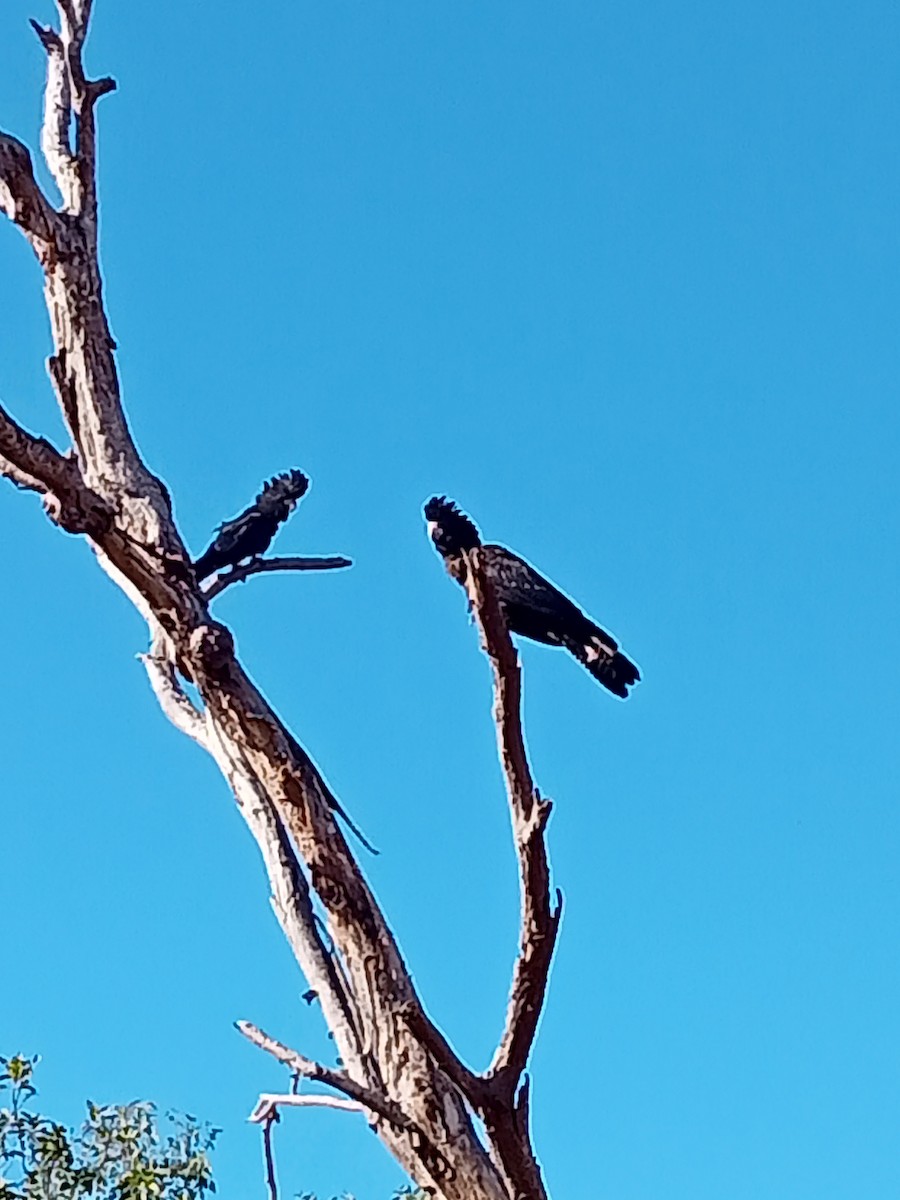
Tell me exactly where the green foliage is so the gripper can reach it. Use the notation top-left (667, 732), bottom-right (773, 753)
top-left (0, 1054), bottom-right (218, 1199)
top-left (1, 1054), bottom-right (425, 1200)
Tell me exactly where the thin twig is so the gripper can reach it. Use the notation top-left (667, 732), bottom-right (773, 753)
top-left (262, 1113), bottom-right (279, 1200)
top-left (202, 554), bottom-right (353, 599)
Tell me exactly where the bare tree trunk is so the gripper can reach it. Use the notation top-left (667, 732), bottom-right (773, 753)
top-left (0, 7), bottom-right (560, 1197)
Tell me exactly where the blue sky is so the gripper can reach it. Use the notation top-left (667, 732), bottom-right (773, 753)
top-left (1, 1), bottom-right (899, 1197)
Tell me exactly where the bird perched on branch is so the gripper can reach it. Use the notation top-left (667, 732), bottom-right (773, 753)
top-left (194, 470), bottom-right (310, 581)
top-left (424, 495), bottom-right (640, 699)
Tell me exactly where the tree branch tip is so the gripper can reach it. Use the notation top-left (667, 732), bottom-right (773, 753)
top-left (28, 18), bottom-right (61, 50)
top-left (202, 554), bottom-right (354, 600)
top-left (0, 132), bottom-right (34, 164)
top-left (88, 76), bottom-right (117, 100)
top-left (235, 1019), bottom-right (263, 1044)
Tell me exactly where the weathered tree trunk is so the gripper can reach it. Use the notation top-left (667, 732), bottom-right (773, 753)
top-left (0, 6), bottom-right (560, 1197)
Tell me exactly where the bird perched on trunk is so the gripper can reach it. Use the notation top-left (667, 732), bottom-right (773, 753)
top-left (424, 495), bottom-right (640, 698)
top-left (194, 470), bottom-right (310, 581)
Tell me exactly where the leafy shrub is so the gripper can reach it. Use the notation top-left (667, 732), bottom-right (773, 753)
top-left (0, 1054), bottom-right (218, 1199)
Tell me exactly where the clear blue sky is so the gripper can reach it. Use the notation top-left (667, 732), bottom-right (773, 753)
top-left (1, 2), bottom-right (898, 1197)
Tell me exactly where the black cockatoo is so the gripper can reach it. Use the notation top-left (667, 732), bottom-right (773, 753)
top-left (424, 496), bottom-right (640, 698)
top-left (194, 470), bottom-right (310, 581)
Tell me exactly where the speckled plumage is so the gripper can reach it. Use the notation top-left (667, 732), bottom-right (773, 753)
top-left (424, 495), bottom-right (640, 698)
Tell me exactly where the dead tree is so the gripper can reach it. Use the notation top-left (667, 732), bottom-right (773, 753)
top-left (0, 5), bottom-right (561, 1197)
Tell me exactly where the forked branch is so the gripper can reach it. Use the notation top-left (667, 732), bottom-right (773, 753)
top-left (33, 0), bottom-right (116, 223)
top-left (236, 1020), bottom-right (410, 1130)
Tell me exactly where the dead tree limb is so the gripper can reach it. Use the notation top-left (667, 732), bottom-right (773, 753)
top-left (1, 6), bottom-right (562, 1197)
top-left (250, 1094), bottom-right (364, 1122)
top-left (237, 1020), bottom-right (412, 1130)
top-left (465, 551), bottom-right (563, 1095)
top-left (470, 550), bottom-right (561, 1193)
top-left (203, 554), bottom-right (353, 600)
top-left (0, 132), bottom-right (59, 255)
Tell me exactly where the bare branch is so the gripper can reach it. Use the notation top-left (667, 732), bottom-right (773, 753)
top-left (491, 882), bottom-right (562, 1087)
top-left (461, 547), bottom-right (561, 1101)
top-left (188, 628), bottom-right (506, 1194)
top-left (58, 0), bottom-right (78, 31)
top-left (139, 637), bottom-right (368, 1073)
top-left (139, 633), bottom-right (208, 749)
top-left (432, 547), bottom-right (556, 1198)
top-left (0, 454), bottom-right (45, 494)
top-left (29, 19), bottom-right (79, 209)
top-left (236, 1020), bottom-right (411, 1130)
top-left (465, 547), bottom-right (536, 811)
top-left (249, 1094), bottom-right (364, 1123)
top-left (0, 133), bottom-right (58, 253)
top-left (50, 0), bottom-right (115, 226)
top-left (0, 399), bottom-right (114, 536)
top-left (68, 0), bottom-right (98, 40)
top-left (201, 723), bottom-right (367, 1068)
top-left (0, 401), bottom-right (70, 492)
top-left (202, 555), bottom-right (353, 600)
top-left (261, 1113), bottom-right (279, 1200)
top-left (71, 75), bottom-right (116, 230)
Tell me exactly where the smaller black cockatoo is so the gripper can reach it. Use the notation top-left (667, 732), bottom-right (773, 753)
top-left (424, 496), bottom-right (640, 698)
top-left (194, 470), bottom-right (310, 581)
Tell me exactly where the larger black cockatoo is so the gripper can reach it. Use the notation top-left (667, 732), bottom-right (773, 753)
top-left (424, 496), bottom-right (640, 698)
top-left (194, 470), bottom-right (310, 581)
